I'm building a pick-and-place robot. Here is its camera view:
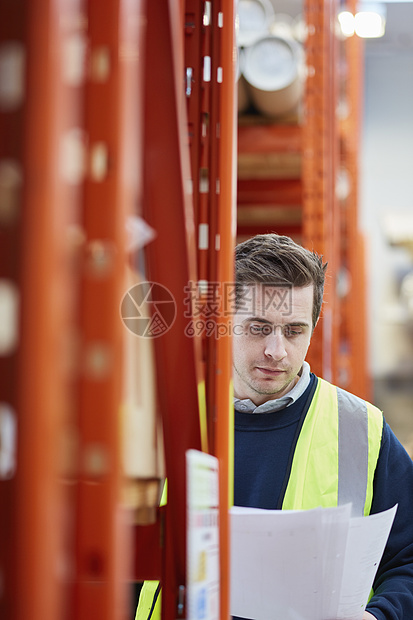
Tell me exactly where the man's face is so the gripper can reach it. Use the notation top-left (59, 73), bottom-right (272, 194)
top-left (232, 284), bottom-right (314, 406)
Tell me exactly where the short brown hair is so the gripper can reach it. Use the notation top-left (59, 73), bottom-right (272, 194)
top-left (235, 234), bottom-right (327, 329)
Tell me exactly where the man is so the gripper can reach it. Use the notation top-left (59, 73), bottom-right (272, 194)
top-left (232, 233), bottom-right (413, 620)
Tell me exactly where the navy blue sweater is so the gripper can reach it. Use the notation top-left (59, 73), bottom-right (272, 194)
top-left (234, 375), bottom-right (413, 620)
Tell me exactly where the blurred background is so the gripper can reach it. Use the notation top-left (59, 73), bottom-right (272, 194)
top-left (1, 1), bottom-right (413, 619)
top-left (237, 0), bottom-right (413, 451)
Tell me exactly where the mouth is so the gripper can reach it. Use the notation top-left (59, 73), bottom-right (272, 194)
top-left (256, 367), bottom-right (285, 376)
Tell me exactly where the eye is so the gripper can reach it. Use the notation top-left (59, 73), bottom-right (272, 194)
top-left (249, 324), bottom-right (264, 335)
top-left (284, 325), bottom-right (303, 337)
top-left (249, 324), bottom-right (272, 336)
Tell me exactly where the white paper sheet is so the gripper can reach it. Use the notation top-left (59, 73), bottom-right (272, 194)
top-left (230, 504), bottom-right (397, 620)
top-left (337, 505), bottom-right (398, 619)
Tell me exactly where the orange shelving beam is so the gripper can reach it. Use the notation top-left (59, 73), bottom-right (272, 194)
top-left (238, 124), bottom-right (302, 154)
top-left (237, 179), bottom-right (302, 206)
top-left (237, 123), bottom-right (302, 238)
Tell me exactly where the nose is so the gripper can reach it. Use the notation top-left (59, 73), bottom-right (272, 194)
top-left (264, 330), bottom-right (287, 361)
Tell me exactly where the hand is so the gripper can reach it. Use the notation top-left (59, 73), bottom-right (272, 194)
top-left (363, 612), bottom-right (377, 619)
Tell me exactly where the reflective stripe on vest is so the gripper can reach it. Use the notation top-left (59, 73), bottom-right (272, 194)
top-left (135, 581), bottom-right (161, 620)
top-left (282, 378), bottom-right (383, 516)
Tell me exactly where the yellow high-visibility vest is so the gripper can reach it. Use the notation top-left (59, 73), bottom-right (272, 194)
top-left (135, 581), bottom-right (161, 620)
top-left (282, 378), bottom-right (383, 516)
top-left (136, 378), bottom-right (384, 619)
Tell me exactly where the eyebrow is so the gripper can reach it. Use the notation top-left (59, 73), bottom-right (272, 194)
top-left (242, 317), bottom-right (271, 324)
top-left (242, 317), bottom-right (310, 328)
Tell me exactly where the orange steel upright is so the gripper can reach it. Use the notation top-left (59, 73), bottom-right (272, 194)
top-left (337, 0), bottom-right (370, 400)
top-left (73, 1), bottom-right (143, 619)
top-left (302, 0), bottom-right (340, 382)
top-left (213, 4), bottom-right (237, 620)
top-left (184, 0), bottom-right (217, 448)
top-left (184, 2), bottom-right (236, 618)
top-left (0, 1), bottom-right (84, 620)
top-left (0, 1), bottom-right (25, 617)
top-left (184, 0), bottom-right (213, 286)
top-left (137, 1), bottom-right (236, 618)
top-left (141, 0), bottom-right (207, 618)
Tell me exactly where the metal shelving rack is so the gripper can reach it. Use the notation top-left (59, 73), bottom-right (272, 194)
top-left (135, 2), bottom-right (236, 619)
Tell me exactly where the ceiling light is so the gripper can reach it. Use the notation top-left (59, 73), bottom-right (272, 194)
top-left (355, 10), bottom-right (386, 37)
top-left (338, 11), bottom-right (355, 37)
top-left (338, 2), bottom-right (386, 38)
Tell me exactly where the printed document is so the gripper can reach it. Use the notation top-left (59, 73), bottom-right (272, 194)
top-left (230, 503), bottom-right (397, 620)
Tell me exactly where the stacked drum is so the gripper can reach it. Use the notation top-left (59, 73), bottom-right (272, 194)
top-left (237, 0), bottom-right (306, 119)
